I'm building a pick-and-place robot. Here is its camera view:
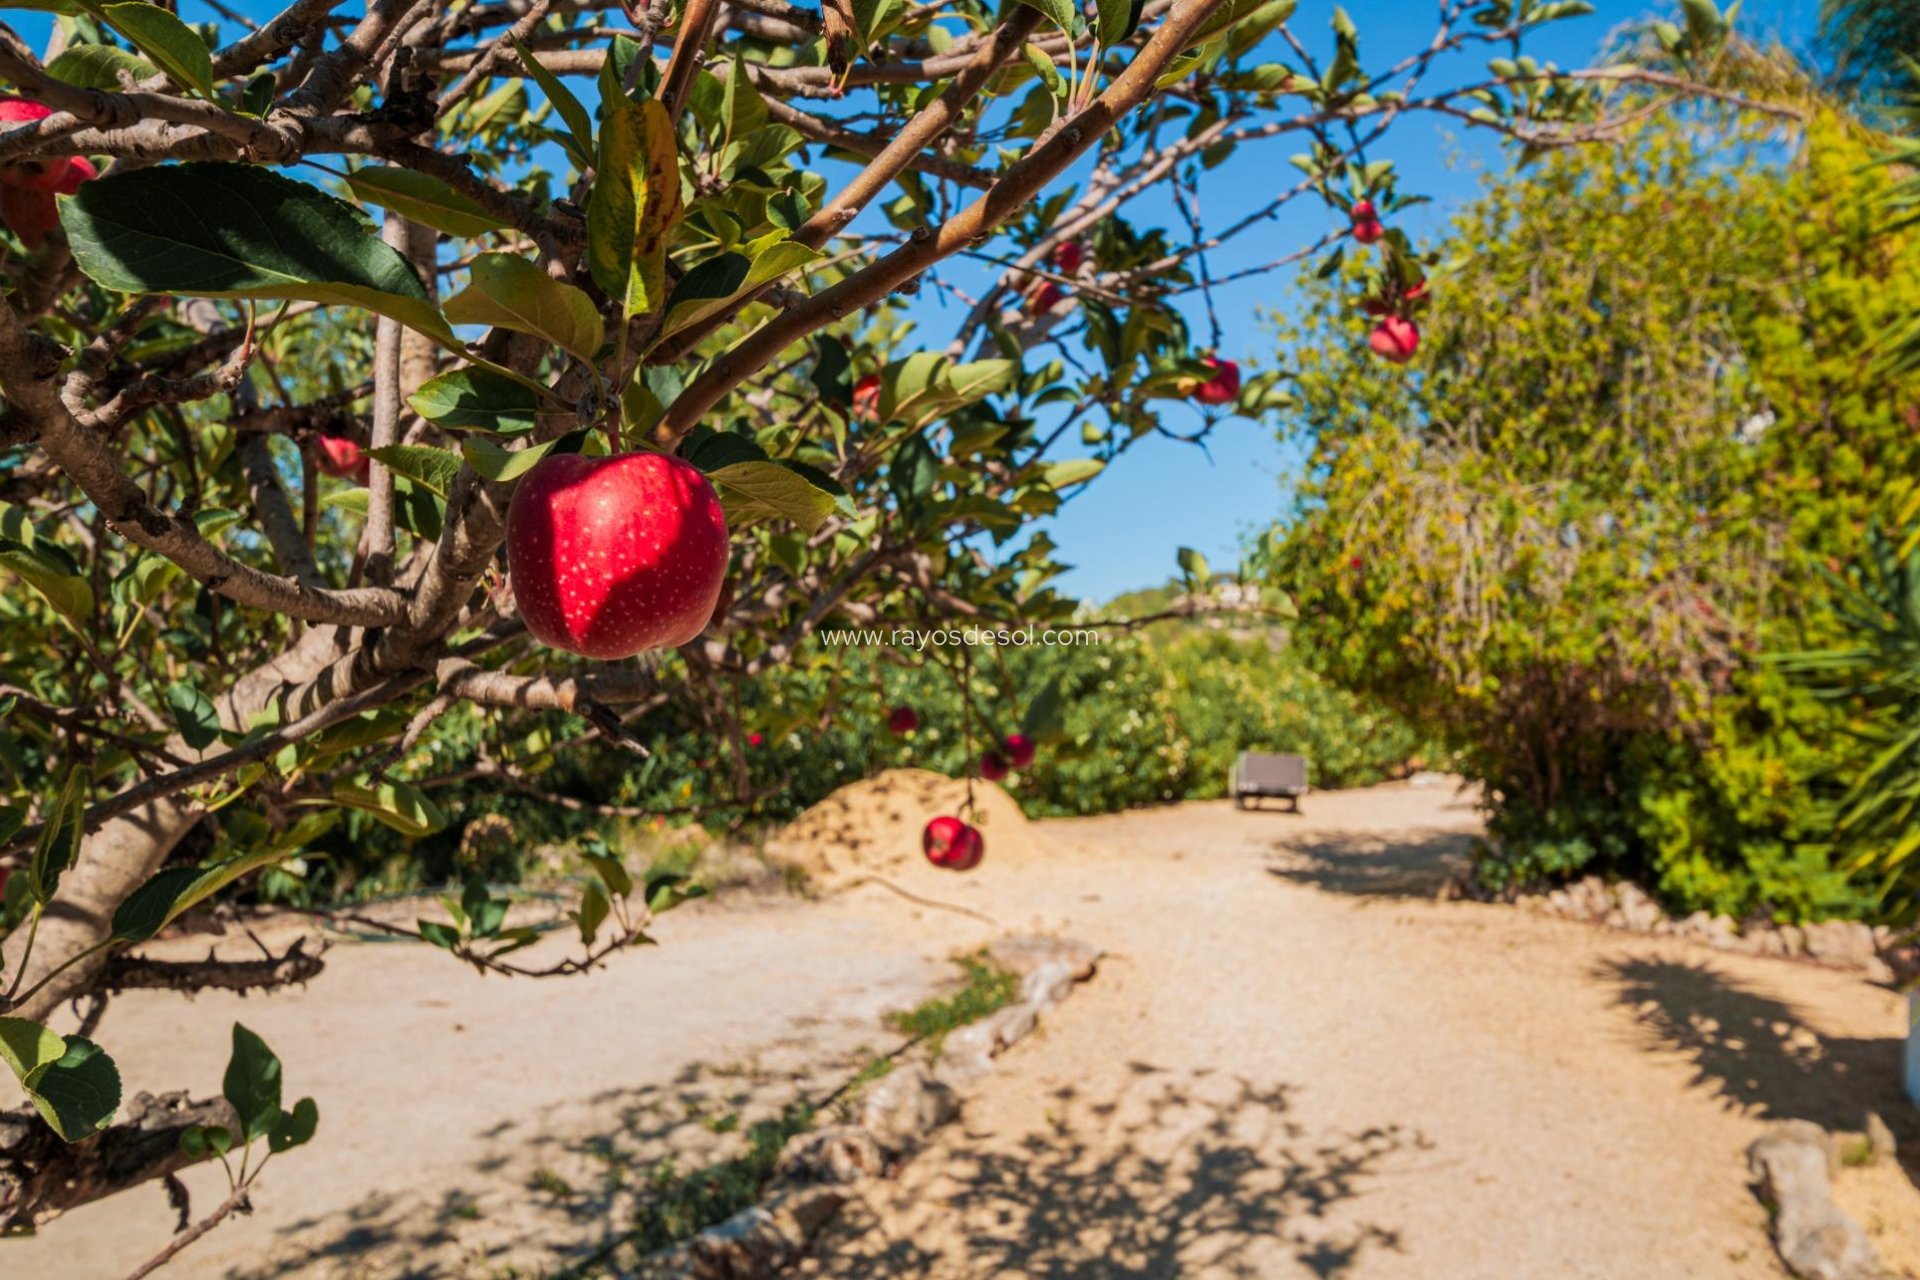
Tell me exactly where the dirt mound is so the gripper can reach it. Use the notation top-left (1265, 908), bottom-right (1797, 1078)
top-left (766, 769), bottom-right (1042, 882)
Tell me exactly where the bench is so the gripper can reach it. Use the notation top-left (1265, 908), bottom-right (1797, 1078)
top-left (1231, 752), bottom-right (1309, 812)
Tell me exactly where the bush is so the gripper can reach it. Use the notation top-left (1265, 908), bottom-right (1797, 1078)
top-left (1266, 112), bottom-right (1920, 922)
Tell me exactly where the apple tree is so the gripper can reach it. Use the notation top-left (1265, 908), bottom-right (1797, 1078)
top-left (0, 0), bottom-right (1756, 1260)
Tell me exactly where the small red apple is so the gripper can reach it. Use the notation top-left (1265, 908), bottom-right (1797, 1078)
top-left (1350, 199), bottom-right (1385, 245)
top-left (0, 97), bottom-right (97, 249)
top-left (979, 751), bottom-right (1010, 782)
top-left (1003, 733), bottom-right (1035, 769)
top-left (1192, 357), bottom-right (1240, 406)
top-left (922, 815), bottom-right (984, 871)
top-left (1053, 240), bottom-right (1085, 273)
top-left (888, 705), bottom-right (919, 735)
top-left (852, 373), bottom-right (881, 422)
top-left (1368, 316), bottom-right (1420, 364)
top-left (505, 451), bottom-right (730, 660)
top-left (313, 434), bottom-right (370, 484)
top-left (1027, 279), bottom-right (1065, 314)
top-left (747, 731), bottom-right (765, 747)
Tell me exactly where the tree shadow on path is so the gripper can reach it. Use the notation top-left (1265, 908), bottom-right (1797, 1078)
top-left (821, 1064), bottom-right (1417, 1279)
top-left (1597, 956), bottom-right (1919, 1193)
top-left (1262, 828), bottom-right (1477, 900)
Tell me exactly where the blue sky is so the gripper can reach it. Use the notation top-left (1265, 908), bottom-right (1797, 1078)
top-left (13, 0), bottom-right (1826, 601)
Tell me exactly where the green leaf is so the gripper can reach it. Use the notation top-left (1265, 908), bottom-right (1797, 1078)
top-left (111, 846), bottom-right (298, 944)
top-left (100, 1), bottom-right (211, 96)
top-left (461, 429), bottom-right (587, 483)
top-left (1042, 457), bottom-right (1104, 488)
top-left (44, 43), bottom-right (156, 89)
top-left (1022, 43), bottom-right (1064, 93)
top-left (582, 852), bottom-right (634, 898)
top-left (62, 163), bottom-right (456, 348)
top-left (709, 459), bottom-right (845, 533)
top-left (268, 1096), bottom-right (319, 1153)
top-left (30, 766), bottom-right (87, 906)
top-left (0, 807), bottom-right (23, 846)
top-left (166, 683), bottom-right (222, 751)
top-left (0, 1017), bottom-right (65, 1090)
top-left (365, 444), bottom-right (463, 497)
top-left (1177, 545), bottom-right (1211, 584)
top-left (576, 878), bottom-right (610, 945)
top-left (0, 538), bottom-right (94, 629)
top-left (1094, 0), bottom-right (1146, 45)
top-left (418, 919), bottom-right (462, 950)
top-left (445, 252), bottom-right (604, 363)
top-left (1014, 0), bottom-right (1076, 37)
top-left (655, 233), bottom-right (819, 342)
top-left (514, 37), bottom-right (594, 166)
top-left (222, 1024), bottom-right (282, 1142)
top-left (588, 98), bottom-right (684, 319)
top-left (409, 368), bottom-right (544, 433)
top-left (23, 1035), bottom-right (120, 1141)
top-left (344, 167), bottom-right (511, 239)
top-left (328, 779), bottom-right (448, 837)
top-left (889, 435), bottom-right (941, 507)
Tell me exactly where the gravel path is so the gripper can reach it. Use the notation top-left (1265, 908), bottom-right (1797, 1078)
top-left (8, 780), bottom-right (1914, 1279)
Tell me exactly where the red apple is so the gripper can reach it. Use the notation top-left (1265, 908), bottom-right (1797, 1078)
top-left (313, 434), bottom-right (370, 484)
top-left (1053, 240), bottom-right (1085, 273)
top-left (1192, 357), bottom-right (1240, 406)
top-left (888, 705), bottom-right (919, 735)
top-left (979, 751), bottom-right (1010, 782)
top-left (505, 451), bottom-right (730, 660)
top-left (0, 98), bottom-right (97, 249)
top-left (922, 815), bottom-right (984, 870)
top-left (1350, 199), bottom-right (1385, 245)
top-left (747, 731), bottom-right (765, 747)
top-left (852, 373), bottom-right (881, 422)
top-left (1368, 316), bottom-right (1420, 364)
top-left (1028, 279), bottom-right (1065, 314)
top-left (1003, 733), bottom-right (1035, 769)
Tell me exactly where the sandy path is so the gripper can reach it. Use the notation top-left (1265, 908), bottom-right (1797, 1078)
top-left (6, 781), bottom-right (1914, 1279)
top-left (803, 784), bottom-right (1916, 1280)
top-left (6, 892), bottom-right (959, 1279)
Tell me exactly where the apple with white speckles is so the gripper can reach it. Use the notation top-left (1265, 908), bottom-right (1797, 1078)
top-left (505, 451), bottom-right (730, 660)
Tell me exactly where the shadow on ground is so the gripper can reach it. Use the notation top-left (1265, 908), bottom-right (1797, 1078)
top-left (1262, 828), bottom-right (1477, 899)
top-left (225, 1046), bottom-right (864, 1280)
top-left (820, 1063), bottom-right (1419, 1279)
top-left (1598, 956), bottom-right (1920, 1197)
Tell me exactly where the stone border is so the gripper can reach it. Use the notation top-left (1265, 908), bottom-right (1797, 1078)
top-left (630, 935), bottom-right (1101, 1279)
top-left (1748, 1120), bottom-right (1892, 1280)
top-left (1446, 872), bottom-right (1913, 986)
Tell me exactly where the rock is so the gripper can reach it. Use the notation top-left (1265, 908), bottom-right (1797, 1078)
top-left (1614, 883), bottom-right (1663, 933)
top-left (856, 1063), bottom-right (958, 1155)
top-left (1707, 915), bottom-right (1740, 949)
top-left (1802, 921), bottom-right (1879, 970)
top-left (1677, 911), bottom-right (1714, 942)
top-left (1865, 1111), bottom-right (1897, 1162)
top-left (647, 1186), bottom-right (850, 1279)
top-left (1021, 960), bottom-right (1078, 1010)
top-left (1747, 1122), bottom-right (1883, 1280)
top-left (776, 1125), bottom-right (884, 1185)
top-left (987, 935), bottom-right (1100, 982)
top-left (1545, 889), bottom-right (1573, 915)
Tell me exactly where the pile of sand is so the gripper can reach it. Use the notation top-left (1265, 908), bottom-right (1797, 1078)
top-left (765, 768), bottom-right (1044, 882)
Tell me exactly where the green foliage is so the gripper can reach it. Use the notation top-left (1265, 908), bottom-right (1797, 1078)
top-left (883, 952), bottom-right (1019, 1056)
top-left (1267, 112), bottom-right (1920, 921)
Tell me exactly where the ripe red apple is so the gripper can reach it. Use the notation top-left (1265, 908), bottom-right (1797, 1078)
top-left (747, 731), bottom-right (765, 747)
top-left (888, 705), bottom-right (919, 735)
top-left (1053, 240), bottom-right (1085, 273)
top-left (313, 434), bottom-right (370, 484)
top-left (979, 751), bottom-right (1010, 782)
top-left (1192, 357), bottom-right (1241, 406)
top-left (851, 373), bottom-right (881, 422)
top-left (505, 451), bottom-right (730, 660)
top-left (1350, 199), bottom-right (1385, 245)
top-left (922, 815), bottom-right (984, 871)
top-left (1003, 733), bottom-right (1035, 769)
top-left (0, 97), bottom-right (97, 249)
top-left (1368, 316), bottom-right (1420, 364)
top-left (1027, 279), bottom-right (1065, 314)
